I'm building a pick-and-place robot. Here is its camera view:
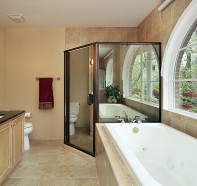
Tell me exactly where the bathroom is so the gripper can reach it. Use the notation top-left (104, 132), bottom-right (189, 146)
top-left (0, 0), bottom-right (197, 185)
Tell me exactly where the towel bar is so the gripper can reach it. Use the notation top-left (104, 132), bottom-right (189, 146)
top-left (36, 77), bottom-right (60, 80)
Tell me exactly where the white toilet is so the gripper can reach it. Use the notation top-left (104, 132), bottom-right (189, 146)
top-left (24, 113), bottom-right (33, 151)
top-left (70, 102), bottom-right (80, 135)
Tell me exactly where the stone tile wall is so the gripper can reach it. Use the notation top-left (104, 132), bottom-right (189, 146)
top-left (65, 27), bottom-right (137, 50)
top-left (137, 0), bottom-right (192, 56)
top-left (137, 0), bottom-right (197, 138)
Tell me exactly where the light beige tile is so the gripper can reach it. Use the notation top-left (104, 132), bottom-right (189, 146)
top-left (20, 154), bottom-right (59, 165)
top-left (10, 165), bottom-right (54, 178)
top-left (74, 178), bottom-right (100, 186)
top-left (52, 165), bottom-right (97, 178)
top-left (161, 4), bottom-right (172, 30)
top-left (4, 140), bottom-right (99, 185)
top-left (38, 178), bottom-right (75, 186)
top-left (171, 0), bottom-right (185, 25)
top-left (3, 178), bottom-right (40, 186)
top-left (185, 0), bottom-right (192, 7)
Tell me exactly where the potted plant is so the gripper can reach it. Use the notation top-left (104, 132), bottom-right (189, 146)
top-left (104, 84), bottom-right (122, 103)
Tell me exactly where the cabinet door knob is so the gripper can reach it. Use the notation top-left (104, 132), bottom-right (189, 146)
top-left (12, 123), bottom-right (16, 127)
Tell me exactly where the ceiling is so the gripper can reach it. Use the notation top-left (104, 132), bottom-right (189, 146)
top-left (0, 0), bottom-right (161, 27)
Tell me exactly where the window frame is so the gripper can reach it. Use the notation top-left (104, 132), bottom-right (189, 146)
top-left (161, 0), bottom-right (197, 119)
top-left (123, 45), bottom-right (160, 107)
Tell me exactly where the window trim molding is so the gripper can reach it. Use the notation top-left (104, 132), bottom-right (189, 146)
top-left (161, 0), bottom-right (197, 115)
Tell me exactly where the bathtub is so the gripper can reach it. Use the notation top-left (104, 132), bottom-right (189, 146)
top-left (105, 123), bottom-right (197, 186)
top-left (99, 103), bottom-right (148, 122)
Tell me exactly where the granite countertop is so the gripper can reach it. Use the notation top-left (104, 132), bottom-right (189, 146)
top-left (0, 110), bottom-right (25, 125)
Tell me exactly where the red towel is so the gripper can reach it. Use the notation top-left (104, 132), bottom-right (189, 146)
top-left (39, 78), bottom-right (54, 110)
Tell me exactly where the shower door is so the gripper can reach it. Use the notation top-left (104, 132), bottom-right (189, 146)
top-left (64, 43), bottom-right (98, 156)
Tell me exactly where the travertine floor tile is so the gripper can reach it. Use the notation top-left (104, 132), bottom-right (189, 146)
top-left (10, 165), bottom-right (54, 178)
top-left (3, 140), bottom-right (99, 186)
top-left (52, 165), bottom-right (97, 178)
top-left (75, 178), bottom-right (100, 186)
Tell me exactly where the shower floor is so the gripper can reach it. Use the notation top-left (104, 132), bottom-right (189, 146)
top-left (70, 127), bottom-right (93, 152)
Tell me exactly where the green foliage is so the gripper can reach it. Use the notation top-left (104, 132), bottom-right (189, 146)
top-left (189, 106), bottom-right (197, 113)
top-left (180, 95), bottom-right (194, 106)
top-left (104, 84), bottom-right (122, 100)
top-left (130, 50), bottom-right (159, 105)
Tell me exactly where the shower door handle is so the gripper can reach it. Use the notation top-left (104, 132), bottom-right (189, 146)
top-left (87, 94), bottom-right (93, 105)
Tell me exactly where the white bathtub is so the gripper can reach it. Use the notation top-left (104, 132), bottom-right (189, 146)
top-left (105, 123), bottom-right (197, 186)
top-left (99, 103), bottom-right (147, 120)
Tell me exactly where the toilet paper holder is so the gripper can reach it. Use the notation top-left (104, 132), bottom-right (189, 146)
top-left (25, 112), bottom-right (31, 118)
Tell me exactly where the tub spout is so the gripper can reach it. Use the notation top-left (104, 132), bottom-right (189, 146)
top-left (122, 111), bottom-right (129, 122)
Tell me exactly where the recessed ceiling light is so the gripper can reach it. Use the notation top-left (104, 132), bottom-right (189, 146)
top-left (7, 14), bottom-right (25, 23)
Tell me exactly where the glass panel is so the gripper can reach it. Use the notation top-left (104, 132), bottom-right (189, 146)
top-left (175, 81), bottom-right (197, 113)
top-left (67, 46), bottom-right (94, 154)
top-left (131, 54), bottom-right (141, 99)
top-left (182, 27), bottom-right (197, 48)
top-left (152, 59), bottom-right (159, 81)
top-left (188, 27), bottom-right (197, 45)
top-left (98, 43), bottom-right (161, 123)
top-left (142, 82), bottom-right (159, 105)
top-left (106, 58), bottom-right (113, 86)
top-left (176, 46), bottom-right (197, 80)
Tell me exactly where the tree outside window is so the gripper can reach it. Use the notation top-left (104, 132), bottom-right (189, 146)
top-left (129, 48), bottom-right (159, 106)
top-left (174, 27), bottom-right (197, 113)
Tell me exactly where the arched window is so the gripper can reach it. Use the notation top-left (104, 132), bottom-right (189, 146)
top-left (123, 45), bottom-right (159, 106)
top-left (174, 23), bottom-right (197, 113)
top-left (162, 0), bottom-right (197, 117)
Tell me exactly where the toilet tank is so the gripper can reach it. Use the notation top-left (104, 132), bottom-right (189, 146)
top-left (70, 102), bottom-right (80, 116)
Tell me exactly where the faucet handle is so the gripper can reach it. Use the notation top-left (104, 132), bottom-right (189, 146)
top-left (134, 116), bottom-right (140, 120)
top-left (115, 115), bottom-right (120, 119)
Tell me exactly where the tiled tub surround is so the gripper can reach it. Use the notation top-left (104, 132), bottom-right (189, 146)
top-left (123, 98), bottom-right (160, 121)
top-left (95, 123), bottom-right (139, 186)
top-left (162, 110), bottom-right (197, 138)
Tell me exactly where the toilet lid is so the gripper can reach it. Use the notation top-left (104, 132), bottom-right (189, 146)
top-left (24, 122), bottom-right (32, 129)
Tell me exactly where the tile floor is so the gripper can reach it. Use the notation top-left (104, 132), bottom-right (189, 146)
top-left (3, 140), bottom-right (100, 186)
top-left (70, 127), bottom-right (93, 153)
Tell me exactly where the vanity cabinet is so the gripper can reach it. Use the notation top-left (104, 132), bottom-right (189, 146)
top-left (0, 113), bottom-right (24, 185)
top-left (0, 123), bottom-right (12, 183)
top-left (11, 115), bottom-right (24, 165)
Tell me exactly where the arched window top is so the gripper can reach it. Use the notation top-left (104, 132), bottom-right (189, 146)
top-left (122, 45), bottom-right (159, 106)
top-left (161, 0), bottom-right (197, 118)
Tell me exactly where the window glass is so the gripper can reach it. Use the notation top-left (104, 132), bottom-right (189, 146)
top-left (174, 25), bottom-right (197, 113)
top-left (128, 47), bottom-right (159, 106)
top-left (106, 58), bottom-right (113, 86)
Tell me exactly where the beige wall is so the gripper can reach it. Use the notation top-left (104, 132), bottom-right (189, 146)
top-left (5, 28), bottom-right (65, 140)
top-left (137, 0), bottom-right (197, 138)
top-left (0, 28), bottom-right (5, 108)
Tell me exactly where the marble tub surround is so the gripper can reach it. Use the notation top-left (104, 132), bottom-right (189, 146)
top-left (3, 140), bottom-right (99, 186)
top-left (96, 123), bottom-right (139, 186)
